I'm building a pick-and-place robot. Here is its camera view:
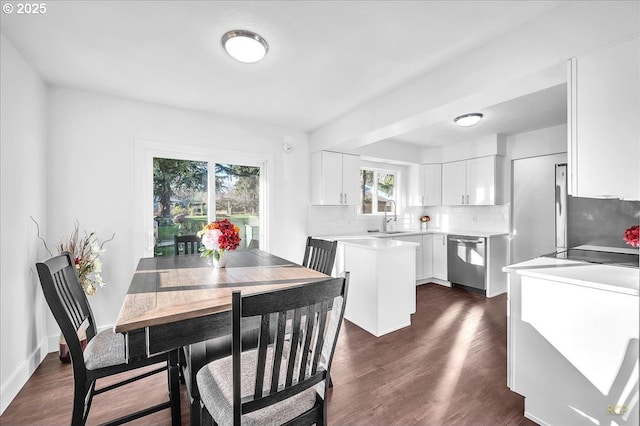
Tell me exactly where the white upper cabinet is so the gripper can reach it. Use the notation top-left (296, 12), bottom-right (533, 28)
top-left (408, 164), bottom-right (442, 206)
top-left (467, 156), bottom-right (496, 205)
top-left (569, 36), bottom-right (639, 200)
top-left (442, 156), bottom-right (502, 206)
top-left (442, 160), bottom-right (467, 205)
top-left (310, 151), bottom-right (361, 205)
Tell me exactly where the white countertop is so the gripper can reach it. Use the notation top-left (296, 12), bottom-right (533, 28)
top-left (318, 228), bottom-right (509, 240)
top-left (503, 257), bottom-right (639, 296)
top-left (338, 238), bottom-right (420, 250)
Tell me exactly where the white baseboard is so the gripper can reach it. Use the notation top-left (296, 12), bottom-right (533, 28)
top-left (0, 337), bottom-right (49, 415)
top-left (417, 278), bottom-right (451, 287)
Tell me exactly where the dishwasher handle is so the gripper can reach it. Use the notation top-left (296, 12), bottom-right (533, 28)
top-left (448, 236), bottom-right (484, 244)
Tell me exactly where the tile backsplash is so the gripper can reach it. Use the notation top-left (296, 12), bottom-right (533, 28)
top-left (568, 196), bottom-right (640, 249)
top-left (308, 204), bottom-right (510, 236)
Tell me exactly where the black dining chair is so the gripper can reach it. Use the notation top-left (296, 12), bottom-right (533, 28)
top-left (175, 234), bottom-right (201, 255)
top-left (196, 273), bottom-right (349, 425)
top-left (181, 237), bottom-right (338, 423)
top-left (36, 252), bottom-right (181, 426)
top-left (302, 236), bottom-right (338, 276)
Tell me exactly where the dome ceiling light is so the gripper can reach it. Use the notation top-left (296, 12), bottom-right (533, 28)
top-left (222, 30), bottom-right (268, 63)
top-left (454, 113), bottom-right (484, 127)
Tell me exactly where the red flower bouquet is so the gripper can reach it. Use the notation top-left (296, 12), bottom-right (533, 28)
top-left (197, 219), bottom-right (241, 261)
top-left (623, 225), bottom-right (639, 248)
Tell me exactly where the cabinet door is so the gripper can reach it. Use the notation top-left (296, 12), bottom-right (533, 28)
top-left (422, 234), bottom-right (433, 279)
top-left (407, 164), bottom-right (425, 206)
top-left (423, 164), bottom-right (442, 206)
top-left (466, 156), bottom-right (495, 205)
top-left (318, 151), bottom-right (343, 205)
top-left (341, 153), bottom-right (361, 205)
top-left (571, 37), bottom-right (639, 200)
top-left (442, 161), bottom-right (466, 205)
top-left (432, 234), bottom-right (448, 280)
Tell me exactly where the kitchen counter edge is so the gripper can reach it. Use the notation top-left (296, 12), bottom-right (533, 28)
top-left (503, 257), bottom-right (639, 296)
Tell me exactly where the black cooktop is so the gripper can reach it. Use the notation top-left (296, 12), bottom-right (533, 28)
top-left (543, 249), bottom-right (639, 268)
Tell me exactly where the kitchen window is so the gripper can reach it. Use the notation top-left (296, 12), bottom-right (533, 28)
top-left (359, 168), bottom-right (396, 214)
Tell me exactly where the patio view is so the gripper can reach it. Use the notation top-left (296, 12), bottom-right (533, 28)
top-left (153, 158), bottom-right (260, 256)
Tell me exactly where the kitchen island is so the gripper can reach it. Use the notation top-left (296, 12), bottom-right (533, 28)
top-left (337, 238), bottom-right (419, 337)
top-left (503, 257), bottom-right (639, 425)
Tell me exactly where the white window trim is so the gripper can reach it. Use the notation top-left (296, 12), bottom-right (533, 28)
top-left (359, 167), bottom-right (398, 216)
top-left (134, 139), bottom-right (272, 258)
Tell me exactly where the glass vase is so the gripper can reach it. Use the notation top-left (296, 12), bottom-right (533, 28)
top-left (211, 250), bottom-right (228, 268)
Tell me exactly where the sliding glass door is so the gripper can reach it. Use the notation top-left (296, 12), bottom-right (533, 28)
top-left (153, 158), bottom-right (209, 256)
top-left (215, 164), bottom-right (261, 250)
top-left (149, 154), bottom-right (264, 257)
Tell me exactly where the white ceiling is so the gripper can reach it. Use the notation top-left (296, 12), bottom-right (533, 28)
top-left (1, 1), bottom-right (570, 145)
top-left (395, 84), bottom-right (568, 146)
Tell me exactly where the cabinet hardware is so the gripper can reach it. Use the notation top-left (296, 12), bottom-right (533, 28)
top-left (340, 193), bottom-right (344, 204)
top-left (461, 195), bottom-right (464, 204)
top-left (466, 194), bottom-right (469, 204)
top-left (345, 193), bottom-right (348, 204)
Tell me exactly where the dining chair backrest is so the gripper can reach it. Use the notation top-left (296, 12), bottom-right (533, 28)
top-left (36, 252), bottom-right (98, 366)
top-left (231, 273), bottom-right (349, 424)
top-left (302, 237), bottom-right (337, 276)
top-left (174, 234), bottom-right (201, 255)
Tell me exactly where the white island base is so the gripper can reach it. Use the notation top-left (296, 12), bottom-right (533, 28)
top-left (504, 258), bottom-right (639, 426)
top-left (339, 238), bottom-right (418, 337)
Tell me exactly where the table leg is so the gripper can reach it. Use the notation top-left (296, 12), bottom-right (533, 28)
top-left (168, 349), bottom-right (182, 426)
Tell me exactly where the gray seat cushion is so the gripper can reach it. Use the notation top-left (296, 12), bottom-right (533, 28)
top-left (84, 329), bottom-right (126, 370)
top-left (196, 345), bottom-right (320, 426)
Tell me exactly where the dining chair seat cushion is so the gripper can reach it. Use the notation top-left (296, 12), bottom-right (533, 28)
top-left (84, 329), bottom-right (126, 370)
top-left (196, 345), bottom-right (318, 426)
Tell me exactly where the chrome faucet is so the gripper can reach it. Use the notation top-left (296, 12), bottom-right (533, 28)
top-left (382, 200), bottom-right (397, 232)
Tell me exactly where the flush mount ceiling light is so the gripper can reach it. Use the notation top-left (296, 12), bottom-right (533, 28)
top-left (222, 30), bottom-right (268, 63)
top-left (454, 113), bottom-right (484, 127)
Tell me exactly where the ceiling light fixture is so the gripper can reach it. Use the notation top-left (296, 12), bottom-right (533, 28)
top-left (222, 30), bottom-right (268, 63)
top-left (454, 113), bottom-right (483, 127)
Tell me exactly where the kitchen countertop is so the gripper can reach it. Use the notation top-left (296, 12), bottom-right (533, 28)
top-left (503, 257), bottom-right (639, 296)
top-left (318, 229), bottom-right (509, 240)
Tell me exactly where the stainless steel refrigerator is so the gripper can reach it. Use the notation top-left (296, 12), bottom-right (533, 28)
top-left (511, 153), bottom-right (567, 263)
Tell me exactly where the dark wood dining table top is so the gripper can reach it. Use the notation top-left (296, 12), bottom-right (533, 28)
top-left (114, 249), bottom-right (329, 334)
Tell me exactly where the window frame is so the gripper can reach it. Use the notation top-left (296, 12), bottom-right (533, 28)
top-left (134, 139), bottom-right (271, 258)
top-left (358, 166), bottom-right (398, 215)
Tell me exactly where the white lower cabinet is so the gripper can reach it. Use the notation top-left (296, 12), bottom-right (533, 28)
top-left (507, 274), bottom-right (639, 425)
top-left (394, 233), bottom-right (447, 284)
top-left (422, 234), bottom-right (433, 279)
top-left (432, 234), bottom-right (448, 281)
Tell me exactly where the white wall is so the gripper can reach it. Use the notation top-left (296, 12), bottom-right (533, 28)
top-left (0, 35), bottom-right (49, 414)
top-left (44, 87), bottom-right (311, 341)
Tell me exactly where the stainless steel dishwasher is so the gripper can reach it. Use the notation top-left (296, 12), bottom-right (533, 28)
top-left (447, 235), bottom-right (486, 292)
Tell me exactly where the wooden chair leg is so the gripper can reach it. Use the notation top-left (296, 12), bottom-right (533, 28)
top-left (168, 350), bottom-right (181, 426)
top-left (71, 381), bottom-right (89, 426)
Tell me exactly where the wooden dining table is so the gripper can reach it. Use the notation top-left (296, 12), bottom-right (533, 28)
top-left (114, 249), bottom-right (329, 424)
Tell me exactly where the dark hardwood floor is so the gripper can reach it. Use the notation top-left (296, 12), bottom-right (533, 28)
top-left (1, 284), bottom-right (537, 425)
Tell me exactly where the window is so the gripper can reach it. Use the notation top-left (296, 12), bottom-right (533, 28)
top-left (152, 159), bottom-right (262, 256)
top-left (136, 139), bottom-right (270, 258)
top-left (359, 168), bottom-right (396, 214)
